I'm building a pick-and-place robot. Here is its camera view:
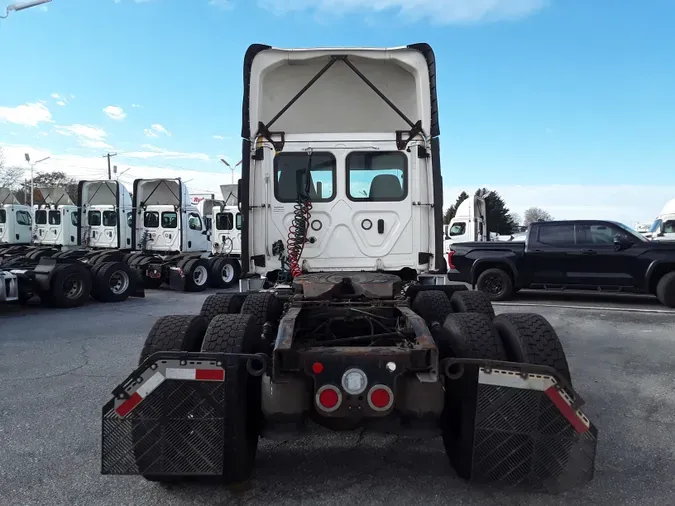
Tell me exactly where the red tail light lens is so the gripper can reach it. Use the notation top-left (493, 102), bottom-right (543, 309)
top-left (316, 385), bottom-right (342, 412)
top-left (367, 385), bottom-right (394, 411)
top-left (447, 250), bottom-right (455, 269)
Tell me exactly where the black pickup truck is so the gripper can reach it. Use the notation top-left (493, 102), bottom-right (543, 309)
top-left (447, 220), bottom-right (675, 307)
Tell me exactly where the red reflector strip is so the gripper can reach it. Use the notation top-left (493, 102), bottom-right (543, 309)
top-left (545, 386), bottom-right (589, 434)
top-left (195, 368), bottom-right (225, 381)
top-left (115, 391), bottom-right (142, 418)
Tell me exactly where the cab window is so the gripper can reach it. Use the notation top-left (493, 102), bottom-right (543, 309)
top-left (0, 209), bottom-right (5, 224)
top-left (346, 152), bottom-right (407, 202)
top-left (188, 213), bottom-right (202, 231)
top-left (35, 210), bottom-right (47, 225)
top-left (71, 211), bottom-right (79, 227)
top-left (88, 211), bottom-right (101, 226)
top-left (48, 210), bottom-right (61, 225)
top-left (274, 152), bottom-right (336, 202)
top-left (16, 210), bottom-right (31, 226)
top-left (449, 222), bottom-right (466, 236)
top-left (215, 212), bottom-right (233, 230)
top-left (144, 211), bottom-right (159, 228)
top-left (162, 212), bottom-right (177, 229)
top-left (236, 213), bottom-right (242, 230)
top-left (103, 211), bottom-right (117, 227)
top-left (127, 213), bottom-right (133, 228)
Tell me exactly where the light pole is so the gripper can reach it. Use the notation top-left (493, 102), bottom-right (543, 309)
top-left (1, 0), bottom-right (52, 18)
top-left (25, 153), bottom-right (50, 222)
top-left (220, 158), bottom-right (242, 184)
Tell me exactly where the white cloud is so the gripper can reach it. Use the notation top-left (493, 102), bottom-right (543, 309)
top-left (0, 102), bottom-right (53, 127)
top-left (131, 104), bottom-right (143, 108)
top-left (257, 0), bottom-right (547, 23)
top-left (54, 124), bottom-right (112, 150)
top-left (144, 123), bottom-right (171, 137)
top-left (213, 135), bottom-right (225, 140)
top-left (126, 144), bottom-right (209, 161)
top-left (103, 105), bottom-right (127, 121)
top-left (56, 101), bottom-right (66, 106)
top-left (209, 0), bottom-right (233, 9)
top-left (51, 93), bottom-right (61, 99)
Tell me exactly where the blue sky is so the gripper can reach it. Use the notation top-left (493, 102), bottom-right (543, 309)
top-left (1, 0), bottom-right (674, 223)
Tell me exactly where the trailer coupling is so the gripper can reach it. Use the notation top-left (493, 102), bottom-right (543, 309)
top-left (101, 351), bottom-right (267, 477)
top-left (441, 357), bottom-right (597, 492)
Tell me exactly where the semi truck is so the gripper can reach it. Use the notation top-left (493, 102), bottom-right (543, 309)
top-left (100, 43), bottom-right (597, 492)
top-left (443, 195), bottom-right (488, 253)
top-left (648, 198), bottom-right (675, 241)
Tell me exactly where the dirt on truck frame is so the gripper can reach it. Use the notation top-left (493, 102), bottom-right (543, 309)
top-left (100, 43), bottom-right (597, 493)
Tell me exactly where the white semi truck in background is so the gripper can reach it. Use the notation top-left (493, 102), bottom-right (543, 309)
top-left (442, 195), bottom-right (488, 253)
top-left (648, 198), bottom-right (675, 241)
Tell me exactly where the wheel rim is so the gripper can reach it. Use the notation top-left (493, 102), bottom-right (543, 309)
top-left (221, 263), bottom-right (234, 283)
top-left (483, 274), bottom-right (504, 296)
top-left (63, 273), bottom-right (84, 299)
top-left (109, 270), bottom-right (130, 295)
top-left (193, 265), bottom-right (208, 285)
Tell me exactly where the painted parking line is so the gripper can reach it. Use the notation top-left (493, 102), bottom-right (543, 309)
top-left (493, 301), bottom-right (675, 314)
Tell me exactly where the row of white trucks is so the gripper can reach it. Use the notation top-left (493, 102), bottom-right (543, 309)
top-left (0, 180), bottom-right (243, 307)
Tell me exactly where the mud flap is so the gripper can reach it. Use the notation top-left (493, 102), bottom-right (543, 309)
top-left (445, 359), bottom-right (597, 492)
top-left (101, 352), bottom-right (266, 477)
top-left (168, 266), bottom-right (186, 291)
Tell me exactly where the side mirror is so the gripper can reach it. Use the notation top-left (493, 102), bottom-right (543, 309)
top-left (613, 233), bottom-right (635, 250)
top-left (201, 230), bottom-right (208, 235)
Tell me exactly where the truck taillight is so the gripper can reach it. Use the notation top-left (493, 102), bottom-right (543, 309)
top-left (447, 250), bottom-right (455, 269)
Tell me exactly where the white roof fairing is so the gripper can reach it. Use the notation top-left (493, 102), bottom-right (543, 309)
top-left (246, 46), bottom-right (435, 140)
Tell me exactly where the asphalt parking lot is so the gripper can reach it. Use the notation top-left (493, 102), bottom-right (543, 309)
top-left (1, 289), bottom-right (674, 506)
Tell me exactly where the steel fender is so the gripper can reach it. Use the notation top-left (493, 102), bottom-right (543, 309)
top-left (644, 260), bottom-right (675, 292)
top-left (32, 257), bottom-right (58, 291)
top-left (168, 266), bottom-right (187, 291)
top-left (469, 257), bottom-right (519, 287)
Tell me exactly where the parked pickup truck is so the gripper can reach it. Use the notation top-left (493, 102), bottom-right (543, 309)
top-left (447, 219), bottom-right (675, 307)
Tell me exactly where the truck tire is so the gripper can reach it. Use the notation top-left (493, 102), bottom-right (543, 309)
top-left (493, 313), bottom-right (572, 383)
top-left (42, 263), bottom-right (92, 308)
top-left (183, 258), bottom-right (210, 292)
top-left (134, 315), bottom-right (208, 482)
top-left (475, 267), bottom-right (514, 301)
top-left (412, 290), bottom-right (453, 328)
top-left (438, 312), bottom-right (508, 479)
top-left (209, 257), bottom-right (242, 289)
top-left (140, 315), bottom-right (208, 363)
top-left (200, 314), bottom-right (261, 484)
top-left (240, 292), bottom-right (283, 328)
top-left (656, 271), bottom-right (675, 308)
top-left (91, 261), bottom-right (135, 303)
top-left (200, 293), bottom-right (246, 324)
top-left (449, 290), bottom-right (496, 319)
top-left (406, 284), bottom-right (468, 304)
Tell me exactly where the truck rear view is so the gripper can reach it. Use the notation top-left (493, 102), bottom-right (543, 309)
top-left (100, 44), bottom-right (597, 493)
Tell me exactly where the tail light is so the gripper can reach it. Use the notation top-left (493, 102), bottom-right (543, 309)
top-left (315, 385), bottom-right (342, 412)
top-left (367, 385), bottom-right (394, 412)
top-left (447, 250), bottom-right (455, 269)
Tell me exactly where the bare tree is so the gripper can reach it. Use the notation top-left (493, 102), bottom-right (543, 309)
top-left (0, 145), bottom-right (25, 190)
top-left (523, 207), bottom-right (554, 225)
top-left (508, 212), bottom-right (522, 227)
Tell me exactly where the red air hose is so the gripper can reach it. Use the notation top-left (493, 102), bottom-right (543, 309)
top-left (287, 197), bottom-right (312, 278)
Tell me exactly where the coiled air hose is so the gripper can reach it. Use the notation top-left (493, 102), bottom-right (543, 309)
top-left (286, 151), bottom-right (313, 279)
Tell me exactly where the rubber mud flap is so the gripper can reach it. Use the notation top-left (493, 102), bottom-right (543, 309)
top-left (463, 364), bottom-right (598, 492)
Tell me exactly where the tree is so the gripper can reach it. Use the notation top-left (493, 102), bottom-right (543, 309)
top-left (0, 145), bottom-right (25, 191)
top-left (443, 191), bottom-right (469, 224)
top-left (523, 207), bottom-right (553, 226)
top-left (475, 187), bottom-right (517, 235)
top-left (508, 212), bottom-right (522, 228)
top-left (19, 171), bottom-right (78, 205)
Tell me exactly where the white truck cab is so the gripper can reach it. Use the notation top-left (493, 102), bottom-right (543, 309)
top-left (240, 44), bottom-right (444, 280)
top-left (78, 180), bottom-right (134, 250)
top-left (443, 195), bottom-right (487, 253)
top-left (648, 198), bottom-right (675, 242)
top-left (0, 189), bottom-right (32, 246)
top-left (133, 178), bottom-right (209, 253)
top-left (33, 187), bottom-right (78, 248)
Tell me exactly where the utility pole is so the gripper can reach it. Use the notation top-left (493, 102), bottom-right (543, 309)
top-left (105, 153), bottom-right (117, 179)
